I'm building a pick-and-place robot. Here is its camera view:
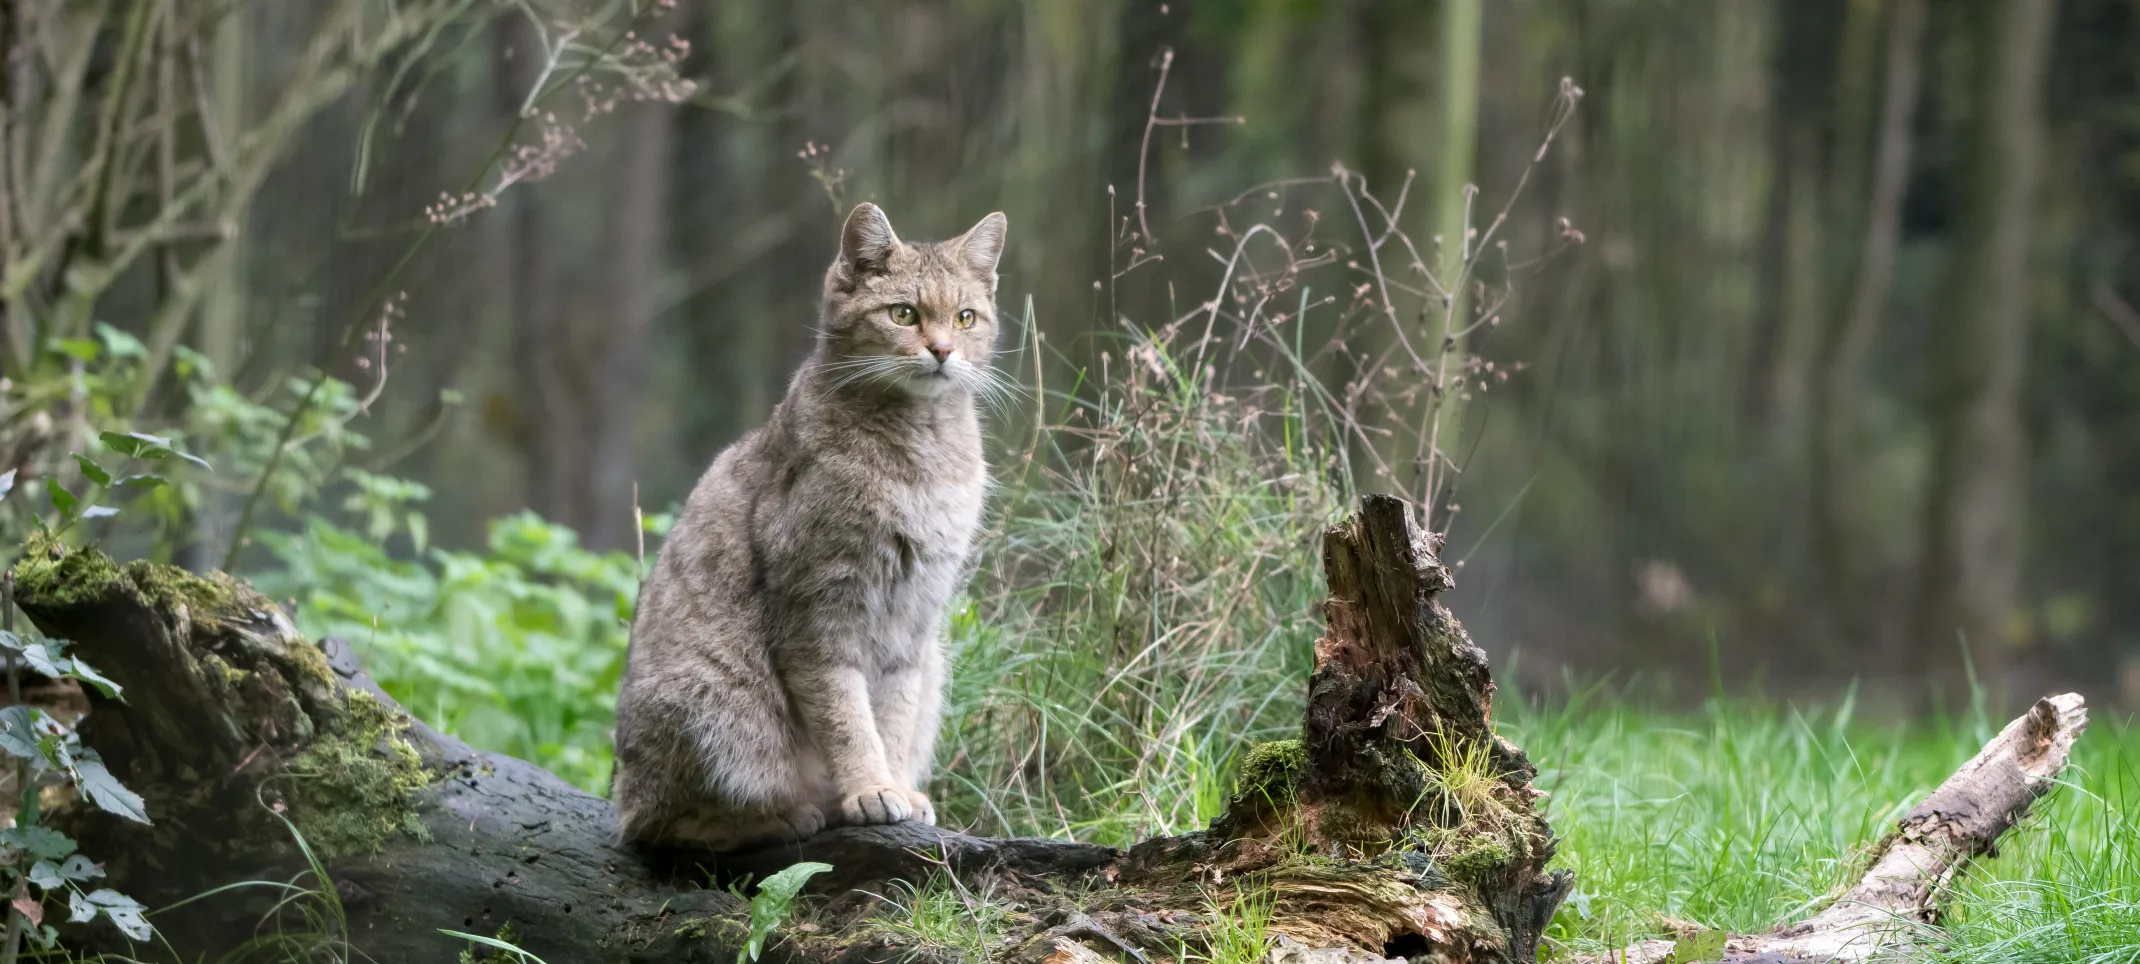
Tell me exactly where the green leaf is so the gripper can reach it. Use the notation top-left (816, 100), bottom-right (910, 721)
top-left (27, 860), bottom-right (64, 890)
top-left (66, 890), bottom-right (93, 924)
top-left (45, 478), bottom-right (77, 516)
top-left (440, 930), bottom-right (550, 964)
top-left (0, 826), bottom-right (76, 861)
top-left (740, 861), bottom-right (832, 964)
top-left (66, 658), bottom-right (122, 700)
top-left (97, 432), bottom-right (148, 458)
top-left (71, 455), bottom-right (110, 486)
top-left (79, 505), bottom-right (118, 520)
top-left (0, 468), bottom-right (15, 500)
top-left (54, 339), bottom-right (98, 362)
top-left (113, 474), bottom-right (167, 490)
top-left (0, 706), bottom-right (59, 759)
top-left (0, 631), bottom-right (22, 653)
top-left (57, 854), bottom-right (101, 881)
top-left (1665, 929), bottom-right (1729, 964)
top-left (18, 641), bottom-right (67, 678)
top-left (72, 752), bottom-right (149, 824)
top-left (94, 322), bottom-right (147, 361)
top-left (86, 889), bottom-right (151, 941)
top-left (98, 431), bottom-right (210, 472)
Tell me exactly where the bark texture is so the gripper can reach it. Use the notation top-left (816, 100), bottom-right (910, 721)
top-left (4, 496), bottom-right (2085, 963)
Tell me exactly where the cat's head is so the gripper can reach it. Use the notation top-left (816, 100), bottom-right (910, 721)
top-left (817, 203), bottom-right (1006, 402)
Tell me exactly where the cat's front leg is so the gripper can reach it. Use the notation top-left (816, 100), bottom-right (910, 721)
top-left (872, 642), bottom-right (944, 824)
top-left (788, 663), bottom-right (913, 826)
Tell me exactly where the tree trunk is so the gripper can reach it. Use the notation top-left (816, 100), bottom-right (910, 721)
top-left (1908, 0), bottom-right (2056, 691)
top-left (1808, 0), bottom-right (1924, 650)
top-left (5, 496), bottom-right (2086, 963)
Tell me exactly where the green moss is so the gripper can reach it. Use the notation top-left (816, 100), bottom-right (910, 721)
top-left (15, 533), bottom-right (243, 619)
top-left (1440, 832), bottom-right (1513, 884)
top-left (1237, 739), bottom-right (1306, 797)
top-left (281, 690), bottom-right (433, 858)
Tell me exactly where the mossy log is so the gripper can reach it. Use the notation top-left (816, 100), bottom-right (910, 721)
top-left (4, 498), bottom-right (2083, 964)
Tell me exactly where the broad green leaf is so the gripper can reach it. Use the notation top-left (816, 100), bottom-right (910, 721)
top-left (27, 860), bottom-right (65, 890)
top-left (86, 889), bottom-right (142, 908)
top-left (113, 475), bottom-right (167, 490)
top-left (94, 322), bottom-right (147, 360)
top-left (0, 468), bottom-right (15, 500)
top-left (0, 826), bottom-right (75, 861)
top-left (79, 506), bottom-right (118, 520)
top-left (740, 861), bottom-right (832, 964)
top-left (87, 889), bottom-right (152, 941)
top-left (19, 641), bottom-right (68, 678)
top-left (66, 890), bottom-right (93, 923)
top-left (58, 854), bottom-right (101, 881)
top-left (0, 706), bottom-right (56, 759)
top-left (54, 339), bottom-right (98, 362)
top-left (0, 630), bottom-right (22, 653)
top-left (71, 455), bottom-right (110, 486)
top-left (67, 658), bottom-right (122, 700)
top-left (45, 478), bottom-right (76, 516)
top-left (97, 432), bottom-right (148, 458)
top-left (72, 752), bottom-right (149, 824)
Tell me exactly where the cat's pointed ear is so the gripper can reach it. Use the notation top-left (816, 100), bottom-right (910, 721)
top-left (956, 212), bottom-right (1008, 279)
top-left (840, 202), bottom-right (900, 275)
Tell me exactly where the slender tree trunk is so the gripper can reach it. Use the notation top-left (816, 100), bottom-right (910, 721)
top-left (1809, 0), bottom-right (1925, 646)
top-left (585, 101), bottom-right (670, 549)
top-left (1909, 0), bottom-right (2056, 692)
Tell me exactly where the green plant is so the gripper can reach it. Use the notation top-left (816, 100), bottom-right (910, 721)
top-left (737, 862), bottom-right (831, 964)
top-left (1185, 884), bottom-right (1276, 964)
top-left (867, 872), bottom-right (1010, 959)
top-left (252, 511), bottom-right (646, 793)
top-left (0, 601), bottom-right (152, 955)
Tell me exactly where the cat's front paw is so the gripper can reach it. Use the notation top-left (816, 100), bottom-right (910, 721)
top-left (903, 790), bottom-right (936, 826)
top-left (776, 802), bottom-right (827, 841)
top-left (838, 786), bottom-right (913, 826)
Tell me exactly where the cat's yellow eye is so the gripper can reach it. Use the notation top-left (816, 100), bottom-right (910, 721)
top-left (956, 309), bottom-right (977, 329)
top-left (891, 304), bottom-right (919, 326)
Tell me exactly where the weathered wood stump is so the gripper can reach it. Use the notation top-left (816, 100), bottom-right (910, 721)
top-left (4, 496), bottom-right (2086, 963)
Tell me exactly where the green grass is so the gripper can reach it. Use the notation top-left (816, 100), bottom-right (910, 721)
top-left (1503, 689), bottom-right (2139, 961)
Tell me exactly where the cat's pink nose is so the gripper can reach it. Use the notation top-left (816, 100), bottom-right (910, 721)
top-left (928, 343), bottom-right (954, 363)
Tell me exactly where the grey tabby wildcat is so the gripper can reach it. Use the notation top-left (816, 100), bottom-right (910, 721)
top-left (612, 203), bottom-right (1005, 851)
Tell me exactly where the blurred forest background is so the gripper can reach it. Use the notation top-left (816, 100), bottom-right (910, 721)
top-left (3, 0), bottom-right (2137, 718)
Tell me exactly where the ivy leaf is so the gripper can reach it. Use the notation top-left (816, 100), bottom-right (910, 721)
top-left (66, 890), bottom-right (93, 924)
top-left (86, 889), bottom-right (151, 941)
top-left (0, 468), bottom-right (15, 500)
top-left (72, 752), bottom-right (149, 824)
top-left (67, 658), bottom-right (122, 700)
top-left (79, 506), bottom-right (118, 520)
top-left (71, 455), bottom-right (110, 487)
top-left (27, 861), bottom-right (65, 890)
top-left (100, 432), bottom-right (209, 471)
top-left (57, 855), bottom-right (101, 881)
top-left (45, 478), bottom-right (76, 516)
top-left (0, 827), bottom-right (75, 861)
top-left (113, 475), bottom-right (167, 490)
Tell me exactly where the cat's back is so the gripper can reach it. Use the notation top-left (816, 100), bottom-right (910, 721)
top-left (625, 412), bottom-right (792, 670)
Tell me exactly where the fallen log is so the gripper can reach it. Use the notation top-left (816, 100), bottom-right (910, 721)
top-left (3, 496), bottom-right (2084, 963)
